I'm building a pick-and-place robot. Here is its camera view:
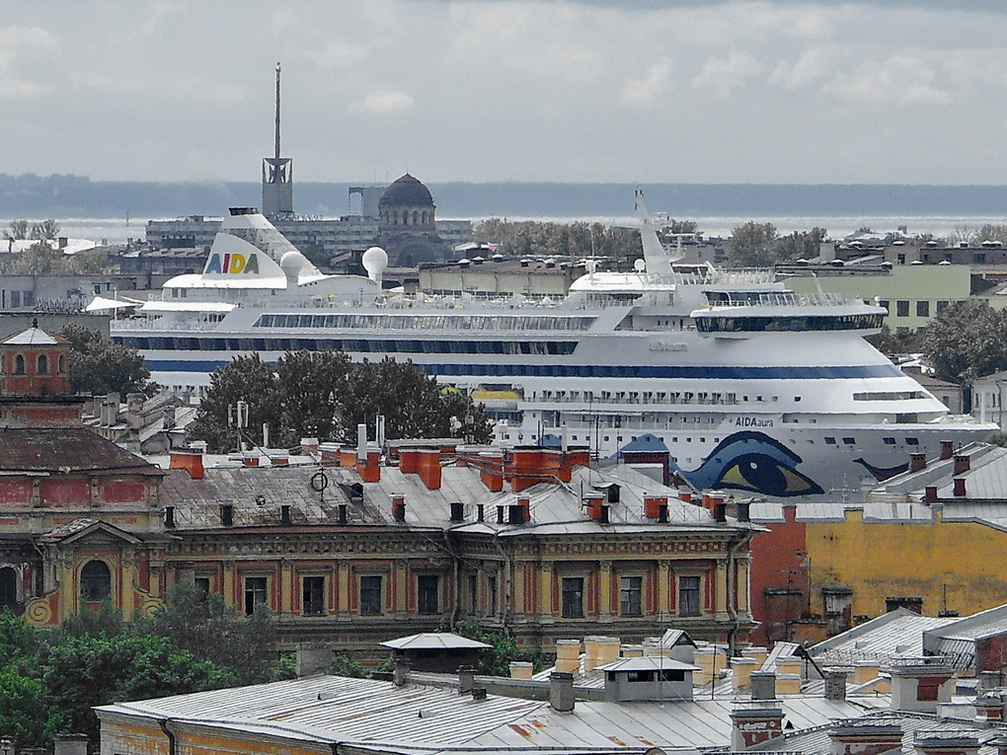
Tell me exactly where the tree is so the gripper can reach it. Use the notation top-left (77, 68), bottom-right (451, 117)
top-left (729, 221), bottom-right (779, 267)
top-left (136, 585), bottom-right (281, 687)
top-left (776, 227), bottom-right (828, 262)
top-left (453, 621), bottom-right (541, 676)
top-left (4, 219), bottom-right (28, 240)
top-left (275, 349), bottom-right (352, 445)
top-left (976, 224), bottom-right (1007, 245)
top-left (186, 353), bottom-right (283, 452)
top-left (0, 664), bottom-right (62, 749)
top-left (922, 300), bottom-right (1007, 384)
top-left (58, 324), bottom-right (156, 397)
top-left (188, 352), bottom-right (493, 449)
top-left (30, 218), bottom-right (60, 240)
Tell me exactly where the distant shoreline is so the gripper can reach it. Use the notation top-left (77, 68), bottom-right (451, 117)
top-left (2, 176), bottom-right (1007, 221)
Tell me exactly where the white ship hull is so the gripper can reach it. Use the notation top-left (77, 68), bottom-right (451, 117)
top-left (111, 206), bottom-right (995, 501)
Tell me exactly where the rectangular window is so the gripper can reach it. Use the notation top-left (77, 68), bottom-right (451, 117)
top-left (302, 576), bottom-right (325, 617)
top-left (620, 576), bottom-right (643, 617)
top-left (468, 574), bottom-right (478, 613)
top-left (916, 300), bottom-right (930, 317)
top-left (193, 576), bottom-right (210, 595)
top-left (896, 300), bottom-right (909, 317)
top-left (244, 576), bottom-right (267, 616)
top-left (418, 575), bottom-right (439, 615)
top-left (360, 575), bottom-right (383, 616)
top-left (679, 575), bottom-right (701, 617)
top-left (878, 299), bottom-right (889, 313)
top-left (561, 577), bottom-right (584, 618)
top-left (936, 300), bottom-right (949, 313)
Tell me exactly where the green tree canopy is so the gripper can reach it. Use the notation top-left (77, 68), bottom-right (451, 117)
top-left (58, 324), bottom-right (156, 397)
top-left (188, 351), bottom-right (492, 452)
top-left (729, 221), bottom-right (779, 267)
top-left (471, 219), bottom-right (642, 260)
top-left (922, 300), bottom-right (1007, 384)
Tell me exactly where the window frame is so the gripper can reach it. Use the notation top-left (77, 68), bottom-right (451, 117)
top-left (678, 574), bottom-right (702, 617)
top-left (417, 574), bottom-right (440, 615)
top-left (301, 575), bottom-right (326, 617)
top-left (619, 574), bottom-right (644, 617)
top-left (243, 575), bottom-right (268, 616)
top-left (561, 576), bottom-right (585, 618)
top-left (359, 574), bottom-right (383, 616)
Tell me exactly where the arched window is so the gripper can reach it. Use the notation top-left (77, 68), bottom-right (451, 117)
top-left (0, 567), bottom-right (16, 607)
top-left (37, 354), bottom-right (49, 375)
top-left (412, 210), bottom-right (419, 224)
top-left (80, 560), bottom-right (111, 602)
top-left (58, 354), bottom-right (66, 374)
top-left (13, 355), bottom-right (25, 375)
top-left (402, 210), bottom-right (408, 225)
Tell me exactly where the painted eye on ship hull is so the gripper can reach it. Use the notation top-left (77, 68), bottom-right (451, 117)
top-left (715, 452), bottom-right (823, 497)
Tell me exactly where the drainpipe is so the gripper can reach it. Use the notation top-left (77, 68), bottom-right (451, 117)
top-left (158, 719), bottom-right (176, 755)
top-left (490, 530), bottom-right (514, 633)
top-left (726, 529), bottom-right (754, 658)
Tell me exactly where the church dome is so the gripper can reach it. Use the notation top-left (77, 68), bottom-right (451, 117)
top-left (380, 174), bottom-right (435, 208)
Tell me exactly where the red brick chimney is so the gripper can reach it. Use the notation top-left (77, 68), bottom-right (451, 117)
top-left (910, 452), bottom-right (927, 473)
top-left (644, 496), bottom-right (667, 519)
top-left (953, 454), bottom-right (970, 476)
top-left (827, 721), bottom-right (903, 755)
top-left (479, 452), bottom-right (504, 492)
top-left (169, 449), bottom-right (204, 480)
top-left (415, 449), bottom-right (442, 490)
top-left (940, 439), bottom-right (955, 460)
top-left (953, 477), bottom-right (966, 497)
top-left (358, 450), bottom-right (381, 483)
top-left (729, 701), bottom-right (784, 751)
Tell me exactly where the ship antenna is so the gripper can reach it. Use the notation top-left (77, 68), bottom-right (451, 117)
top-left (274, 61), bottom-right (282, 161)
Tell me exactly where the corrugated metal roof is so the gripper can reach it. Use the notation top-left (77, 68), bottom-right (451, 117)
top-left (98, 674), bottom-right (887, 754)
top-left (810, 611), bottom-right (958, 667)
top-left (159, 460), bottom-right (752, 536)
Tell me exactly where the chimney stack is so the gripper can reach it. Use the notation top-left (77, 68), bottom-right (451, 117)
top-left (940, 439), bottom-right (955, 460)
top-left (549, 671), bottom-right (575, 712)
top-left (925, 486), bottom-right (938, 504)
top-left (169, 449), bottom-right (205, 480)
top-left (827, 722), bottom-right (903, 755)
top-left (910, 452), bottom-right (928, 473)
top-left (953, 454), bottom-right (970, 476)
top-left (914, 733), bottom-right (980, 755)
top-left (729, 700), bottom-right (784, 751)
top-left (750, 670), bottom-right (777, 700)
top-left (823, 667), bottom-right (850, 701)
top-left (953, 477), bottom-right (966, 497)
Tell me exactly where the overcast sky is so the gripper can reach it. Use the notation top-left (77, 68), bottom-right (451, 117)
top-left (5, 0), bottom-right (1007, 184)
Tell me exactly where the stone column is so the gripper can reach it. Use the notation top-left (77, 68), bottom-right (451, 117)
top-left (657, 561), bottom-right (671, 620)
top-left (539, 561), bottom-right (554, 622)
top-left (394, 559), bottom-right (409, 617)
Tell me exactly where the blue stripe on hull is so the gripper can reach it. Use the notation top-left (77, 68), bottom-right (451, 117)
top-left (147, 358), bottom-right (903, 380)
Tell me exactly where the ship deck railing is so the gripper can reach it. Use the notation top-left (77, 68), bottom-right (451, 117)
top-left (705, 291), bottom-right (862, 308)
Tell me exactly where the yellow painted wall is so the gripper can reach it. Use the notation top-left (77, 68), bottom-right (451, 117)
top-left (806, 509), bottom-right (1007, 619)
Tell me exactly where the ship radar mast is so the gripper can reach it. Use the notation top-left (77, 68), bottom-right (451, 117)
top-left (262, 61), bottom-right (294, 217)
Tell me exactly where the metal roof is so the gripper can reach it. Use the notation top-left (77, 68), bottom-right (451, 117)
top-left (809, 610), bottom-right (958, 667)
top-left (380, 633), bottom-right (491, 650)
top-left (0, 427), bottom-right (162, 476)
top-left (593, 657), bottom-right (700, 673)
top-left (97, 674), bottom-right (887, 754)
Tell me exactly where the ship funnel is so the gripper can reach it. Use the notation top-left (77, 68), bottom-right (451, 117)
top-left (635, 187), bottom-right (674, 277)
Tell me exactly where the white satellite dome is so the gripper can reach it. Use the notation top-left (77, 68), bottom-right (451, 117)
top-left (280, 250), bottom-right (308, 275)
top-left (362, 246), bottom-right (388, 283)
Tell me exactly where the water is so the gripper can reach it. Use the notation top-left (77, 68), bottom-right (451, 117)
top-left (8, 214), bottom-right (1006, 246)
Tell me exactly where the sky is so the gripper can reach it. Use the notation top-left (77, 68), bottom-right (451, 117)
top-left (4, 0), bottom-right (1007, 185)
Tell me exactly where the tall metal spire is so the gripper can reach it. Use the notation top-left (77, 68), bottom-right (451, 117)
top-left (262, 61), bottom-right (293, 217)
top-left (274, 61), bottom-right (281, 161)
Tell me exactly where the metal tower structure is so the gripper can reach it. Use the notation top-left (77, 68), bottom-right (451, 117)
top-left (262, 62), bottom-right (293, 218)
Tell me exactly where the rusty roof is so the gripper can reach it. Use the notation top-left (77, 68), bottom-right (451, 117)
top-left (0, 427), bottom-right (162, 476)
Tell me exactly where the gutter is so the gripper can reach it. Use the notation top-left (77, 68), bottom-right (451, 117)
top-left (726, 528), bottom-right (755, 658)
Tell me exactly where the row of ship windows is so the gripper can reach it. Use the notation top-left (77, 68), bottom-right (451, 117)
top-left (695, 313), bottom-right (885, 333)
top-left (253, 314), bottom-right (596, 331)
top-left (121, 336), bottom-right (578, 356)
top-left (537, 390), bottom-right (922, 404)
top-left (501, 430), bottom-right (921, 447)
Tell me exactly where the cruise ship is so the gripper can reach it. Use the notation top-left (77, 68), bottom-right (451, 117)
top-left (110, 204), bottom-right (996, 500)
